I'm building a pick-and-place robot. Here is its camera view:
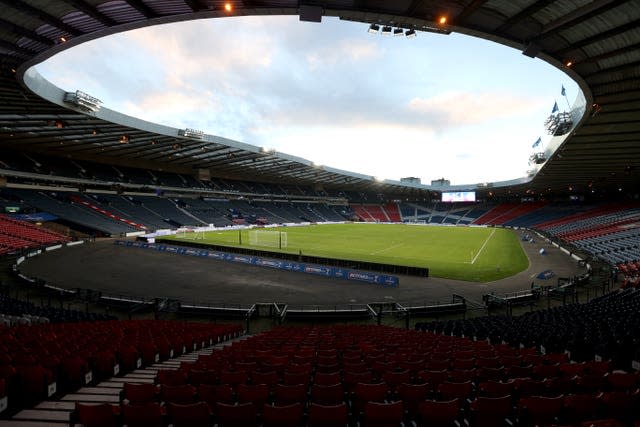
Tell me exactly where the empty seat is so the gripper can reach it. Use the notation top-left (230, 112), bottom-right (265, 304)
top-left (72, 402), bottom-right (119, 427)
top-left (362, 400), bottom-right (405, 427)
top-left (215, 401), bottom-right (257, 427)
top-left (517, 395), bottom-right (565, 426)
top-left (261, 402), bottom-right (304, 427)
top-left (308, 402), bottom-right (349, 427)
top-left (122, 382), bottom-right (158, 405)
top-left (160, 384), bottom-right (197, 405)
top-left (417, 399), bottom-right (461, 427)
top-left (273, 383), bottom-right (308, 406)
top-left (122, 402), bottom-right (163, 427)
top-left (166, 401), bottom-right (211, 427)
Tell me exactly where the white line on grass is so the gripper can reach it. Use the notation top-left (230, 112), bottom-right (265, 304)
top-left (471, 228), bottom-right (496, 265)
top-left (370, 242), bottom-right (404, 255)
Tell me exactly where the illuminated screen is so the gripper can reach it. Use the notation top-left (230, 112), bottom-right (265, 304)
top-left (441, 191), bottom-right (476, 202)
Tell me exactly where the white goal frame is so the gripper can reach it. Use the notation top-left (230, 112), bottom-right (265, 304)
top-left (177, 228), bottom-right (205, 240)
top-left (248, 229), bottom-right (287, 249)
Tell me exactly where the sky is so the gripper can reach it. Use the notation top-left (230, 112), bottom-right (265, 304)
top-left (35, 15), bottom-right (579, 185)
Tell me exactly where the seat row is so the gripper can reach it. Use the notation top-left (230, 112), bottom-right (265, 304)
top-left (0, 319), bottom-right (242, 413)
top-left (71, 389), bottom-right (640, 427)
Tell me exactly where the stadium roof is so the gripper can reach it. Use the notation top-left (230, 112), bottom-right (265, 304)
top-left (0, 0), bottom-right (638, 197)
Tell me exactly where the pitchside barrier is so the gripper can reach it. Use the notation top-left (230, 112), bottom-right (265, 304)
top-left (156, 238), bottom-right (429, 278)
top-left (115, 240), bottom-right (399, 287)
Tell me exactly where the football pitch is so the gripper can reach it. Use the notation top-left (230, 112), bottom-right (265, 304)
top-left (163, 224), bottom-right (529, 282)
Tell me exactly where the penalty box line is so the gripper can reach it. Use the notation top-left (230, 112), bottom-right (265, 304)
top-left (471, 228), bottom-right (496, 265)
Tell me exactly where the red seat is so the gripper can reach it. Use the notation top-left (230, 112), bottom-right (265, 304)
top-left (262, 403), bottom-right (304, 427)
top-left (311, 383), bottom-right (345, 405)
top-left (601, 391), bottom-right (638, 422)
top-left (16, 364), bottom-right (54, 400)
top-left (166, 401), bottom-right (211, 427)
top-left (220, 370), bottom-right (248, 388)
top-left (273, 383), bottom-right (308, 406)
top-left (437, 380), bottom-right (473, 400)
top-left (188, 369), bottom-right (218, 386)
top-left (517, 395), bottom-right (565, 426)
top-left (606, 372), bottom-right (639, 390)
top-left (397, 382), bottom-right (428, 419)
top-left (73, 402), bottom-right (119, 427)
top-left (362, 401), bottom-right (404, 427)
top-left (308, 402), bottom-right (349, 427)
top-left (383, 370), bottom-right (411, 392)
top-left (197, 383), bottom-right (234, 406)
top-left (353, 382), bottom-right (389, 415)
top-left (314, 371), bottom-right (341, 386)
top-left (564, 394), bottom-right (604, 425)
top-left (160, 384), bottom-right (197, 405)
top-left (467, 395), bottom-right (513, 427)
top-left (122, 382), bottom-right (158, 405)
top-left (122, 402), bottom-right (163, 427)
top-left (215, 401), bottom-right (257, 427)
top-left (417, 399), bottom-right (461, 427)
top-left (417, 369), bottom-right (448, 393)
top-left (478, 380), bottom-right (515, 397)
top-left (237, 383), bottom-right (271, 409)
top-left (156, 369), bottom-right (186, 386)
top-left (344, 370), bottom-right (373, 392)
top-left (251, 370), bottom-right (278, 388)
top-left (283, 371), bottom-right (311, 387)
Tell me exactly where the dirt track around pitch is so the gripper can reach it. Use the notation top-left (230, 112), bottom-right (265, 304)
top-left (20, 230), bottom-right (586, 307)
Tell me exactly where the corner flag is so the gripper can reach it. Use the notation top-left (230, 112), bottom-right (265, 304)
top-left (532, 137), bottom-right (542, 148)
top-left (561, 85), bottom-right (566, 96)
top-left (551, 101), bottom-right (559, 114)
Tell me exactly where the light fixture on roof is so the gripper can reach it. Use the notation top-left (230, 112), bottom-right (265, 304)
top-left (368, 24), bottom-right (380, 34)
top-left (178, 128), bottom-right (205, 139)
top-left (565, 60), bottom-right (573, 67)
top-left (381, 26), bottom-right (393, 36)
top-left (63, 90), bottom-right (102, 113)
top-left (439, 16), bottom-right (448, 25)
top-left (119, 134), bottom-right (129, 144)
top-left (393, 28), bottom-right (404, 36)
top-left (405, 29), bottom-right (417, 38)
top-left (59, 36), bottom-right (67, 43)
top-left (224, 2), bottom-right (233, 12)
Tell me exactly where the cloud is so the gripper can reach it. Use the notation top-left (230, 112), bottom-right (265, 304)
top-left (35, 14), bottom-right (576, 185)
top-left (408, 91), bottom-right (544, 126)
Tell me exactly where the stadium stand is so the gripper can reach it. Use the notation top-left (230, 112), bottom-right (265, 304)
top-left (0, 318), bottom-right (241, 417)
top-left (416, 287), bottom-right (640, 369)
top-left (52, 324), bottom-right (636, 427)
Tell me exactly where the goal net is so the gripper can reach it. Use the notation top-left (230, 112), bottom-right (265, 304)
top-left (177, 228), bottom-right (205, 240)
top-left (248, 229), bottom-right (288, 249)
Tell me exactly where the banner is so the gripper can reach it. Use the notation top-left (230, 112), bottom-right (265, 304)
top-left (114, 240), bottom-right (398, 288)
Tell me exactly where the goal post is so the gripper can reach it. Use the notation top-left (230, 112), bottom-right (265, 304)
top-left (248, 229), bottom-right (288, 249)
top-left (176, 228), bottom-right (205, 240)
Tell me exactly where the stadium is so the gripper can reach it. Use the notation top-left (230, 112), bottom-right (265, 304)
top-left (1, 0), bottom-right (640, 426)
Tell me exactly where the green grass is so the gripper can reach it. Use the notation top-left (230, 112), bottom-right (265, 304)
top-left (161, 224), bottom-right (529, 282)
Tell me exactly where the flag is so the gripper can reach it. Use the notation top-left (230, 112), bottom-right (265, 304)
top-left (551, 101), bottom-right (559, 114)
top-left (532, 137), bottom-right (542, 148)
top-left (561, 85), bottom-right (566, 96)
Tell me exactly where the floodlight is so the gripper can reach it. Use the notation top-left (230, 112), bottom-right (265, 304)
top-left (63, 90), bottom-right (102, 113)
top-left (381, 26), bottom-right (393, 36)
top-left (405, 29), bottom-right (417, 38)
top-left (393, 28), bottom-right (404, 36)
top-left (368, 24), bottom-right (380, 34)
top-left (179, 128), bottom-right (205, 139)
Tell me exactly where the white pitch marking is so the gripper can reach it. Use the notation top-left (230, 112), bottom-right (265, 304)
top-left (471, 228), bottom-right (496, 265)
top-left (369, 242), bottom-right (404, 255)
